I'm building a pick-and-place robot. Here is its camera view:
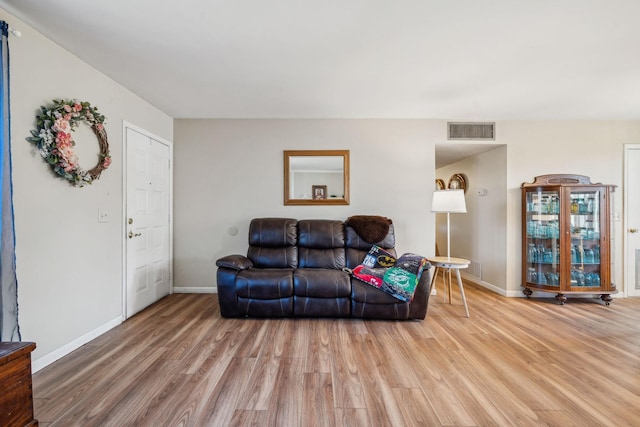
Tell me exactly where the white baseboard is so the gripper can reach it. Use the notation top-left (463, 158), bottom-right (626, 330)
top-left (172, 286), bottom-right (217, 294)
top-left (32, 316), bottom-right (122, 373)
top-left (459, 272), bottom-right (509, 296)
top-left (458, 273), bottom-right (625, 299)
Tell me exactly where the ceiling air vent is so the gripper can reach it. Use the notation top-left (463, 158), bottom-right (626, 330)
top-left (448, 122), bottom-right (495, 140)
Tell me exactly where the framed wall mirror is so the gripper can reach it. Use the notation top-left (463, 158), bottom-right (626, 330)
top-left (284, 150), bottom-right (350, 205)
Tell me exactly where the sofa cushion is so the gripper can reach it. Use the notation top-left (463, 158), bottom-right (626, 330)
top-left (237, 297), bottom-right (294, 317)
top-left (236, 268), bottom-right (294, 299)
top-left (294, 296), bottom-right (350, 317)
top-left (298, 248), bottom-right (345, 269)
top-left (298, 220), bottom-right (345, 248)
top-left (293, 269), bottom-right (351, 298)
top-left (249, 218), bottom-right (298, 247)
top-left (293, 268), bottom-right (351, 317)
top-left (298, 220), bottom-right (346, 269)
top-left (247, 246), bottom-right (298, 269)
top-left (247, 218), bottom-right (298, 268)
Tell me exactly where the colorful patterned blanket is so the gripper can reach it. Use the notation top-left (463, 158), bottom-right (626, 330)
top-left (346, 245), bottom-right (427, 302)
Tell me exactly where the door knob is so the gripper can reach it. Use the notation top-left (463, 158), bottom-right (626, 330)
top-left (128, 231), bottom-right (142, 239)
top-left (630, 228), bottom-right (639, 233)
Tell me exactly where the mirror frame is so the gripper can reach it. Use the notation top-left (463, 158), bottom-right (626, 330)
top-left (284, 150), bottom-right (350, 205)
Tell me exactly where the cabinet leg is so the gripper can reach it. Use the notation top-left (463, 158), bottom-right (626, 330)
top-left (522, 288), bottom-right (533, 298)
top-left (601, 294), bottom-right (612, 306)
top-left (555, 293), bottom-right (567, 305)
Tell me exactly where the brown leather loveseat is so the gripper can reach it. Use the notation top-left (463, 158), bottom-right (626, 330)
top-left (215, 217), bottom-right (430, 320)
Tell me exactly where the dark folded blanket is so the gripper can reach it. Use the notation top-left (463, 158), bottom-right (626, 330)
top-left (345, 215), bottom-right (392, 243)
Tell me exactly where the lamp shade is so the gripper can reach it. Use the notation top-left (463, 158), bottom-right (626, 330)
top-left (431, 189), bottom-right (467, 213)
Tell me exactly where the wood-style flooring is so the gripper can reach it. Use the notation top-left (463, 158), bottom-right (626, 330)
top-left (32, 280), bottom-right (640, 426)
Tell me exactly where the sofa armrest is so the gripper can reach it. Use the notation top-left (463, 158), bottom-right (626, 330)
top-left (408, 262), bottom-right (431, 320)
top-left (216, 254), bottom-right (253, 271)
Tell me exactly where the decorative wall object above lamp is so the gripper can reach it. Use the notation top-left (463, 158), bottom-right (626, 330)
top-left (431, 189), bottom-right (467, 260)
top-left (448, 173), bottom-right (467, 193)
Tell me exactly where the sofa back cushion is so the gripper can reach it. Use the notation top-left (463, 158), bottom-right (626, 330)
top-left (297, 220), bottom-right (346, 269)
top-left (247, 218), bottom-right (298, 268)
top-left (345, 223), bottom-right (396, 269)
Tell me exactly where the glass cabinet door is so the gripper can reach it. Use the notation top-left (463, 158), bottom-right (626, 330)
top-left (568, 189), bottom-right (601, 289)
top-left (524, 189), bottom-right (561, 289)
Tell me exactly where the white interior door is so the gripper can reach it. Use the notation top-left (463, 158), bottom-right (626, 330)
top-left (125, 126), bottom-right (172, 317)
top-left (624, 144), bottom-right (640, 297)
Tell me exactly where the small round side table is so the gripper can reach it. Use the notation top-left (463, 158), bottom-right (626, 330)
top-left (428, 256), bottom-right (470, 318)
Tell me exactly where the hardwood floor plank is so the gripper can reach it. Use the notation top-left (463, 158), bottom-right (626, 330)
top-left (173, 322), bottom-right (236, 376)
top-left (329, 323), bottom-right (367, 410)
top-left (304, 320), bottom-right (333, 374)
top-left (455, 333), bottom-right (564, 412)
top-left (391, 387), bottom-right (442, 427)
top-left (301, 372), bottom-right (336, 427)
top-left (49, 346), bottom-right (170, 426)
top-left (87, 358), bottom-right (182, 426)
top-left (409, 340), bottom-right (478, 426)
top-left (256, 319), bottom-right (296, 359)
top-left (237, 321), bottom-right (271, 359)
top-left (365, 322), bottom-right (426, 389)
top-left (193, 356), bottom-right (256, 427)
top-left (152, 334), bottom-right (243, 425)
top-left (348, 333), bottom-right (402, 426)
top-left (228, 409), bottom-right (267, 427)
top-left (534, 409), bottom-right (599, 427)
top-left (32, 343), bottom-right (104, 398)
top-left (267, 357), bottom-right (305, 426)
top-left (126, 372), bottom-right (194, 427)
top-left (236, 356), bottom-right (281, 411)
top-left (450, 348), bottom-right (549, 426)
top-left (537, 354), bottom-right (640, 425)
top-left (34, 339), bottom-right (155, 421)
top-left (334, 408), bottom-right (371, 427)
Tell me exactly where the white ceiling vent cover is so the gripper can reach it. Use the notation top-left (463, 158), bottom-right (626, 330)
top-left (448, 122), bottom-right (495, 140)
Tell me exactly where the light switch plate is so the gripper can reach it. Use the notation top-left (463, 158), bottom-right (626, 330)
top-left (98, 208), bottom-right (109, 223)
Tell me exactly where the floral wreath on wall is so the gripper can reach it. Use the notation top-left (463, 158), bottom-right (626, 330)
top-left (27, 99), bottom-right (111, 187)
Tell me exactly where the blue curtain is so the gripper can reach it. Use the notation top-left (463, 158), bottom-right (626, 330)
top-left (0, 20), bottom-right (20, 341)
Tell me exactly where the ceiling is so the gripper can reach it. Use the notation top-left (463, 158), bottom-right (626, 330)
top-left (2, 1), bottom-right (639, 166)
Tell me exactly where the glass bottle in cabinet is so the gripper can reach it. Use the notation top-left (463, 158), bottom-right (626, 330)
top-left (521, 174), bottom-right (616, 305)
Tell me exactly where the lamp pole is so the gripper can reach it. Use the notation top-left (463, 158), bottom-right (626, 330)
top-left (446, 211), bottom-right (451, 260)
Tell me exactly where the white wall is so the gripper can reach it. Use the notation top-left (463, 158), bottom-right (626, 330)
top-left (2, 10), bottom-right (173, 365)
top-left (173, 119), bottom-right (440, 289)
top-left (436, 145), bottom-right (508, 291)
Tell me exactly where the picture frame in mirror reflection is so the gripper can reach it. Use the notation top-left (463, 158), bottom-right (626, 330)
top-left (312, 185), bottom-right (327, 200)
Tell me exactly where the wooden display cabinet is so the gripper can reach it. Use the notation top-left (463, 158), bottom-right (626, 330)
top-left (521, 174), bottom-right (616, 304)
top-left (0, 341), bottom-right (38, 426)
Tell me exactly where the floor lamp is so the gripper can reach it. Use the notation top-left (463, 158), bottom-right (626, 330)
top-left (431, 189), bottom-right (467, 260)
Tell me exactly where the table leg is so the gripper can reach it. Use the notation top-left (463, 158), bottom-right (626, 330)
top-left (455, 268), bottom-right (469, 318)
top-left (441, 268), bottom-right (448, 302)
top-left (429, 267), bottom-right (439, 295)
